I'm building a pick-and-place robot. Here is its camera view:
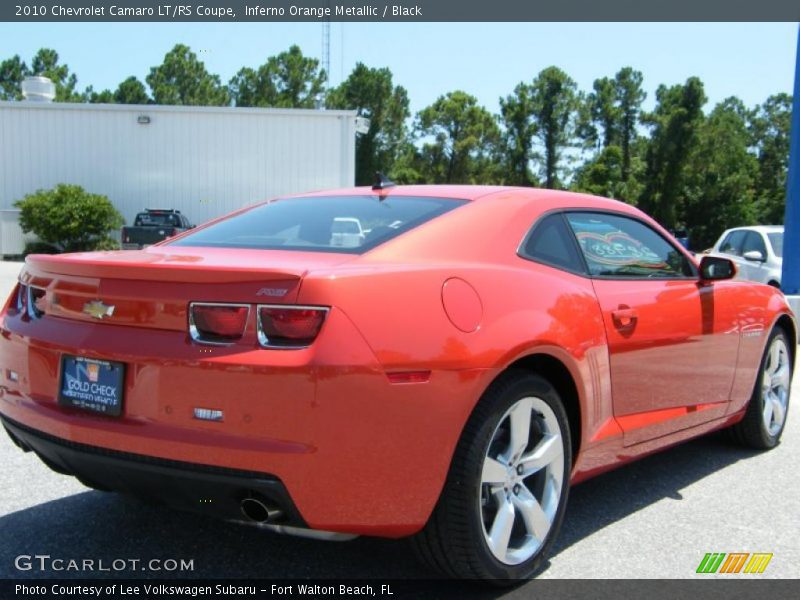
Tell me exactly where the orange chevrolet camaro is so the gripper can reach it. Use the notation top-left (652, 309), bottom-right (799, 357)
top-left (0, 184), bottom-right (795, 580)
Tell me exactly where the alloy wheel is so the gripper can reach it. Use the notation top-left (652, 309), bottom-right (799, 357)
top-left (762, 336), bottom-right (791, 437)
top-left (479, 396), bottom-right (564, 565)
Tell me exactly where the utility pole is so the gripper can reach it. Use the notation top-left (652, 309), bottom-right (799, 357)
top-left (322, 2), bottom-right (331, 87)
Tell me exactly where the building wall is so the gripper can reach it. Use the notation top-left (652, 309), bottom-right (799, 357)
top-left (0, 102), bottom-right (356, 232)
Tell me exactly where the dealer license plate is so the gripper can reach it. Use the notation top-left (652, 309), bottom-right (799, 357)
top-left (59, 356), bottom-right (125, 417)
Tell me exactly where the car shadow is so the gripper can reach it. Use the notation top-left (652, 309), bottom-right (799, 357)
top-left (0, 431), bottom-right (759, 586)
top-left (551, 431), bottom-right (760, 556)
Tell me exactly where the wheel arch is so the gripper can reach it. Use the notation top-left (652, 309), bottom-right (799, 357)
top-left (774, 313), bottom-right (797, 367)
top-left (472, 352), bottom-right (583, 466)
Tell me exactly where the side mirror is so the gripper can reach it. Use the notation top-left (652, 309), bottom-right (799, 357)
top-left (743, 249), bottom-right (765, 262)
top-left (699, 255), bottom-right (737, 282)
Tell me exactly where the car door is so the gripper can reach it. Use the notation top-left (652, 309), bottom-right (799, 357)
top-left (565, 212), bottom-right (740, 446)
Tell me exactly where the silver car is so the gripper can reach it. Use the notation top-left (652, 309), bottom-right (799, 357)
top-left (710, 225), bottom-right (784, 288)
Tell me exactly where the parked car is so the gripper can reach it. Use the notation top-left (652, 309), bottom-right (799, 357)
top-left (121, 208), bottom-right (193, 250)
top-left (1, 186), bottom-right (794, 582)
top-left (329, 217), bottom-right (365, 248)
top-left (709, 225), bottom-right (784, 288)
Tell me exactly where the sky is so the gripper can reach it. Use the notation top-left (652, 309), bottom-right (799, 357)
top-left (1, 22), bottom-right (797, 114)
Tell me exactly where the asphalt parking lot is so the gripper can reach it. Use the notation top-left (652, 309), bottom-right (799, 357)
top-left (0, 259), bottom-right (798, 585)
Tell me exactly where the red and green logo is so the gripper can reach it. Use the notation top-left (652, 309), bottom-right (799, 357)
top-left (697, 553), bottom-right (773, 574)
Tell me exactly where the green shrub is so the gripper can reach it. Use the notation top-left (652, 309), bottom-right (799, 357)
top-left (22, 241), bottom-right (61, 257)
top-left (93, 237), bottom-right (121, 251)
top-left (15, 184), bottom-right (124, 252)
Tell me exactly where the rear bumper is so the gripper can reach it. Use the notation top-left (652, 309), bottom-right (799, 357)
top-left (2, 414), bottom-right (305, 527)
top-left (0, 309), bottom-right (493, 537)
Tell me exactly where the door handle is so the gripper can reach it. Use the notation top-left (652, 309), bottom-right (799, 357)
top-left (611, 308), bottom-right (638, 328)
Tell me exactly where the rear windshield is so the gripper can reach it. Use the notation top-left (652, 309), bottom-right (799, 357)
top-left (170, 195), bottom-right (466, 253)
top-left (136, 213), bottom-right (180, 226)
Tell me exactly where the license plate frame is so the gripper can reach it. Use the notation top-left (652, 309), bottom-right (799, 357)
top-left (58, 355), bottom-right (125, 417)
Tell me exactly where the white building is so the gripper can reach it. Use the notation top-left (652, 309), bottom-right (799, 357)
top-left (0, 100), bottom-right (357, 255)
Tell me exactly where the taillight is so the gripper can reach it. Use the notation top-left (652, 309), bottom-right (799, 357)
top-left (257, 305), bottom-right (328, 348)
top-left (15, 284), bottom-right (27, 316)
top-left (27, 286), bottom-right (46, 318)
top-left (6, 284), bottom-right (24, 316)
top-left (189, 303), bottom-right (250, 345)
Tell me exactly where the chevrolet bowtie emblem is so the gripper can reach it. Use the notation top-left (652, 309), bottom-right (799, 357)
top-left (83, 300), bottom-right (115, 320)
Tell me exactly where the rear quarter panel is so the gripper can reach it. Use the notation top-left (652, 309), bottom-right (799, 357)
top-left (297, 192), bottom-right (615, 483)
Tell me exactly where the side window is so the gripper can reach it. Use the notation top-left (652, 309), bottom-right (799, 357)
top-left (565, 212), bottom-right (696, 279)
top-left (520, 213), bottom-right (585, 274)
top-left (719, 230), bottom-right (746, 256)
top-left (742, 231), bottom-right (767, 257)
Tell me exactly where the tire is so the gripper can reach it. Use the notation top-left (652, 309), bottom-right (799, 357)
top-left (729, 328), bottom-right (792, 449)
top-left (412, 370), bottom-right (571, 582)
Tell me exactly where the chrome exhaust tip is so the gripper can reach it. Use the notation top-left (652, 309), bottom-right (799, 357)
top-left (240, 496), bottom-right (283, 523)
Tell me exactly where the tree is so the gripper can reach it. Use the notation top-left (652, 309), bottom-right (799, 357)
top-left (571, 138), bottom-right (647, 203)
top-left (147, 44), bottom-right (229, 106)
top-left (74, 76), bottom-right (149, 105)
top-left (114, 76), bottom-right (150, 104)
top-left (86, 86), bottom-right (115, 104)
top-left (587, 76), bottom-right (620, 148)
top-left (413, 91), bottom-right (501, 184)
top-left (228, 67), bottom-right (269, 108)
top-left (390, 143), bottom-right (427, 184)
top-left (682, 98), bottom-right (759, 249)
top-left (30, 48), bottom-right (83, 102)
top-left (0, 55), bottom-right (29, 100)
top-left (499, 82), bottom-right (538, 186)
top-left (580, 68), bottom-right (645, 183)
top-left (0, 49), bottom-right (87, 102)
top-left (639, 77), bottom-right (707, 229)
top-left (573, 68), bottom-right (646, 202)
top-left (15, 184), bottom-right (124, 252)
top-left (572, 145), bottom-right (624, 198)
top-left (229, 45), bottom-right (326, 109)
top-left (615, 68), bottom-right (646, 182)
top-left (750, 93), bottom-right (792, 224)
top-left (529, 67), bottom-right (579, 189)
top-left (326, 63), bottom-right (410, 185)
